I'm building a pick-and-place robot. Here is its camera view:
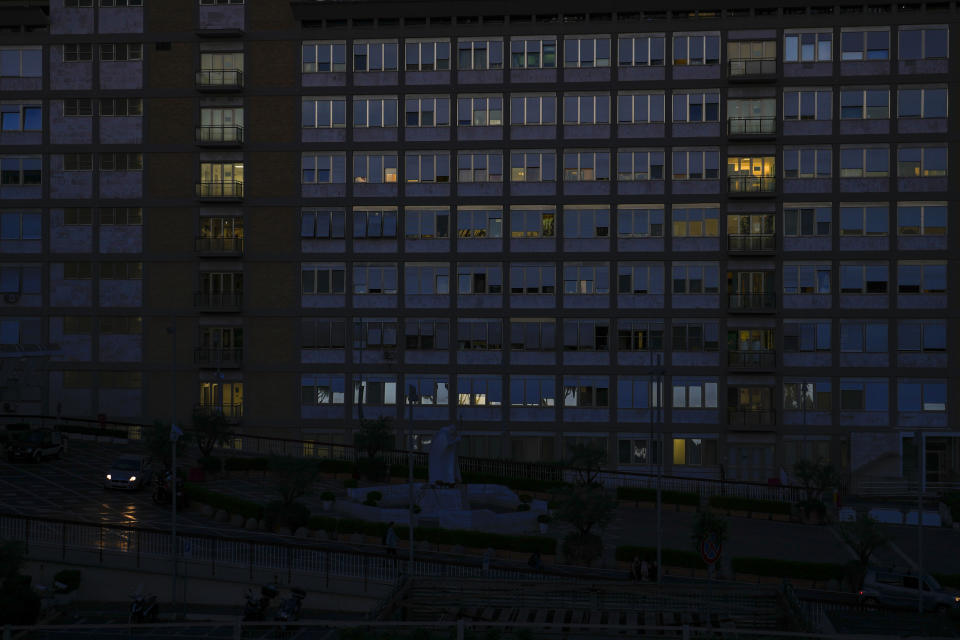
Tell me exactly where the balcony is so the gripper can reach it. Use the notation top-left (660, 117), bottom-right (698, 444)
top-left (727, 234), bottom-right (775, 254)
top-left (194, 348), bottom-right (243, 368)
top-left (196, 126), bottom-right (244, 146)
top-left (727, 408), bottom-right (776, 429)
top-left (728, 176), bottom-right (776, 195)
top-left (728, 292), bottom-right (776, 312)
top-left (196, 181), bottom-right (243, 201)
top-left (727, 58), bottom-right (776, 80)
top-left (194, 292), bottom-right (243, 312)
top-left (194, 403), bottom-right (243, 423)
top-left (727, 350), bottom-right (776, 370)
top-left (727, 117), bottom-right (776, 138)
top-left (195, 236), bottom-right (244, 256)
top-left (195, 70), bottom-right (244, 91)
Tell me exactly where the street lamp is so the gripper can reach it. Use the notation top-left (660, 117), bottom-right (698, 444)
top-left (406, 385), bottom-right (419, 571)
top-left (165, 323), bottom-right (179, 618)
top-left (649, 353), bottom-right (666, 584)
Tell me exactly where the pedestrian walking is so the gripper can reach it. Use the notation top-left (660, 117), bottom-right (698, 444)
top-left (527, 551), bottom-right (543, 571)
top-left (482, 547), bottom-right (495, 574)
top-left (384, 522), bottom-right (399, 557)
top-left (630, 556), bottom-right (642, 581)
top-left (649, 559), bottom-right (658, 583)
top-left (641, 557), bottom-right (651, 582)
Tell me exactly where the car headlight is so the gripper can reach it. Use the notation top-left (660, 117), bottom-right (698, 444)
top-left (106, 474), bottom-right (112, 480)
top-left (129, 476), bottom-right (136, 482)
top-left (954, 595), bottom-right (959, 603)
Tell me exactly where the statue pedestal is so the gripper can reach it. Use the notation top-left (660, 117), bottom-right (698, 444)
top-left (419, 486), bottom-right (467, 513)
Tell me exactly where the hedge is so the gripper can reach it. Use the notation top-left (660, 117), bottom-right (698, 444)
top-left (731, 557), bottom-right (844, 582)
top-left (943, 492), bottom-right (960, 524)
top-left (184, 483), bottom-right (264, 520)
top-left (616, 486), bottom-right (700, 506)
top-left (56, 424), bottom-right (128, 439)
top-left (708, 495), bottom-right (792, 515)
top-left (616, 545), bottom-right (702, 569)
top-left (934, 573), bottom-right (960, 589)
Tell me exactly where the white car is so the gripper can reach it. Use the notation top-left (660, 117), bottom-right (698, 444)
top-left (104, 455), bottom-right (152, 491)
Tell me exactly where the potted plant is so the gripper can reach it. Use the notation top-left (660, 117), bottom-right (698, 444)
top-left (537, 514), bottom-right (551, 534)
top-left (321, 491), bottom-right (336, 512)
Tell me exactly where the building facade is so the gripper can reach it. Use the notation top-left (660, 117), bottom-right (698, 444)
top-left (1, 0), bottom-right (958, 489)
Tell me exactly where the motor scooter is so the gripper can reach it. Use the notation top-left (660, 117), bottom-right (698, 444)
top-left (129, 586), bottom-right (159, 624)
top-left (274, 587), bottom-right (306, 629)
top-left (242, 583), bottom-right (279, 622)
top-left (152, 470), bottom-right (188, 509)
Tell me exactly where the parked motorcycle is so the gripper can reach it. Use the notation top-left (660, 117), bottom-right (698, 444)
top-left (274, 587), bottom-right (306, 629)
top-left (152, 470), bottom-right (188, 509)
top-left (129, 587), bottom-right (159, 624)
top-left (242, 583), bottom-right (279, 622)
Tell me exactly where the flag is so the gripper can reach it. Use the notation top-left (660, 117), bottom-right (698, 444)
top-left (169, 423), bottom-right (183, 442)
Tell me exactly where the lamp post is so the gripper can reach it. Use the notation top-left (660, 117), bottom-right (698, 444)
top-left (649, 353), bottom-right (666, 584)
top-left (406, 385), bottom-right (419, 572)
top-left (165, 323), bottom-right (178, 618)
top-left (916, 429), bottom-right (923, 615)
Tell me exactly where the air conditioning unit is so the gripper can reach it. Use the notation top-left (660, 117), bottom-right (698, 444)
top-left (3, 293), bottom-right (19, 304)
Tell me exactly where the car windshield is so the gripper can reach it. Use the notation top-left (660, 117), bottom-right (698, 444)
top-left (112, 459), bottom-right (139, 471)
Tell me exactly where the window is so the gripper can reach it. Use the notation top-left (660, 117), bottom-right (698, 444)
top-left (618, 34), bottom-right (666, 66)
top-left (840, 29), bottom-right (889, 60)
top-left (784, 320), bottom-right (831, 352)
top-left (783, 88), bottom-right (832, 121)
top-left (727, 40), bottom-right (776, 66)
top-left (0, 48), bottom-right (41, 77)
top-left (839, 320), bottom-right (887, 353)
top-left (100, 100), bottom-right (142, 119)
top-left (898, 87), bottom-right (947, 118)
top-left (897, 261), bottom-right (946, 294)
top-left (897, 203), bottom-right (946, 236)
top-left (301, 263), bottom-right (345, 294)
top-left (66, 0), bottom-right (94, 6)
top-left (457, 39), bottom-right (504, 70)
top-left (199, 52), bottom-right (243, 85)
top-left (352, 208), bottom-right (397, 239)
top-left (897, 146), bottom-right (947, 177)
top-left (617, 319), bottom-right (664, 351)
top-left (672, 34), bottom-right (720, 65)
top-left (405, 207), bottom-right (449, 239)
top-left (564, 207), bottom-right (610, 238)
top-left (352, 97), bottom-right (398, 128)
top-left (672, 150), bottom-right (720, 180)
top-left (101, 0), bottom-right (144, 5)
top-left (671, 379), bottom-right (718, 408)
top-left (405, 318), bottom-right (449, 350)
top-left (406, 375), bottom-right (449, 405)
top-left (839, 263), bottom-right (888, 293)
top-left (672, 262), bottom-right (719, 294)
top-left (353, 318), bottom-right (398, 349)
top-left (899, 26), bottom-right (948, 60)
top-left (199, 0), bottom-right (243, 4)
top-left (618, 437), bottom-right (662, 465)
top-left (100, 153), bottom-right (142, 171)
top-left (456, 319), bottom-right (502, 350)
top-left (510, 150), bottom-right (556, 182)
top-left (0, 211), bottom-right (40, 241)
top-left (0, 265), bottom-right (41, 293)
top-left (354, 377), bottom-right (397, 405)
top-left (62, 371), bottom-right (93, 389)
top-left (897, 381), bottom-right (946, 412)
top-left (673, 91), bottom-right (720, 122)
top-left (457, 263), bottom-right (502, 294)
top-left (301, 153), bottom-right (346, 184)
top-left (353, 263), bottom-right (398, 294)
top-left (897, 319), bottom-right (946, 352)
top-left (671, 206), bottom-right (719, 238)
top-left (783, 263), bottom-right (831, 294)
top-left (510, 263), bottom-right (555, 294)
top-left (673, 438), bottom-right (718, 466)
top-left (617, 92), bottom-right (665, 124)
top-left (301, 319), bottom-right (346, 349)
top-left (783, 382), bottom-right (832, 410)
top-left (672, 321), bottom-right (719, 351)
top-left (616, 151), bottom-right (664, 181)
top-left (511, 208), bottom-right (555, 238)
top-left (839, 147), bottom-right (889, 177)
top-left (510, 318), bottom-right (556, 351)
top-left (405, 40), bottom-right (451, 71)
top-left (353, 41), bottom-right (399, 72)
top-left (100, 43), bottom-right (142, 61)
top-left (510, 38), bottom-right (557, 69)
top-left (457, 375), bottom-right (502, 406)
top-left (783, 204), bottom-right (833, 237)
top-left (404, 263), bottom-right (449, 295)
top-left (0, 157), bottom-right (41, 185)
top-left (563, 376), bottom-right (609, 408)
top-left (302, 41), bottom-right (347, 73)
top-left (353, 153), bottom-right (398, 183)
top-left (301, 208), bottom-right (345, 239)
top-left (0, 318), bottom-right (41, 345)
top-left (63, 44), bottom-right (93, 62)
top-left (63, 153), bottom-right (93, 171)
top-left (510, 94), bottom-right (556, 125)
top-left (564, 36), bottom-right (611, 68)
top-left (617, 206), bottom-right (664, 238)
top-left (840, 88), bottom-right (889, 119)
top-left (63, 99), bottom-right (93, 117)
top-left (405, 96), bottom-right (450, 127)
top-left (302, 98), bottom-right (346, 128)
top-left (785, 30), bottom-right (832, 62)
top-left (563, 151), bottom-right (610, 182)
top-left (63, 208), bottom-right (93, 225)
top-left (510, 376), bottom-right (555, 407)
top-left (405, 152), bottom-right (450, 183)
top-left (100, 207), bottom-right (142, 225)
top-left (563, 94), bottom-right (610, 125)
top-left (840, 205), bottom-right (888, 236)
top-left (562, 319), bottom-right (609, 352)
top-left (0, 104), bottom-right (41, 132)
top-left (99, 261), bottom-right (142, 280)
top-left (100, 372), bottom-right (141, 389)
top-left (301, 375), bottom-right (346, 405)
top-left (616, 262), bottom-right (664, 294)
top-left (784, 148), bottom-right (832, 178)
top-left (562, 262), bottom-right (609, 295)
top-left (454, 208), bottom-right (501, 240)
top-left (457, 95), bottom-right (502, 126)
top-left (456, 152), bottom-right (503, 183)
top-left (728, 157), bottom-right (776, 191)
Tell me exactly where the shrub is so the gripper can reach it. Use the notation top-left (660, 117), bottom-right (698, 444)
top-left (537, 514), bottom-right (551, 524)
top-left (343, 479), bottom-right (358, 489)
top-left (223, 457), bottom-right (268, 472)
top-left (320, 491), bottom-right (336, 502)
top-left (197, 456), bottom-right (222, 474)
top-left (616, 545), bottom-right (702, 569)
top-left (708, 495), bottom-right (791, 515)
top-left (518, 494), bottom-right (533, 504)
top-left (52, 570), bottom-right (81, 594)
top-left (264, 501), bottom-right (311, 532)
top-left (562, 532), bottom-right (602, 566)
top-left (731, 557), bottom-right (844, 582)
top-left (516, 503), bottom-right (531, 512)
top-left (943, 492), bottom-right (960, 524)
top-left (367, 491), bottom-right (383, 501)
top-left (184, 483), bottom-right (263, 520)
top-left (934, 573), bottom-right (960, 589)
top-left (316, 459), bottom-right (357, 475)
top-left (616, 486), bottom-right (699, 506)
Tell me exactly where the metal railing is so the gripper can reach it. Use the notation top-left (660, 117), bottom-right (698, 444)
top-left (728, 175), bottom-right (776, 193)
top-left (194, 403), bottom-right (243, 420)
top-left (728, 58), bottom-right (776, 77)
top-left (728, 233), bottom-right (776, 252)
top-left (728, 409), bottom-right (777, 428)
top-left (727, 350), bottom-right (776, 369)
top-left (727, 117), bottom-right (776, 136)
top-left (193, 292), bottom-right (242, 310)
top-left (194, 236), bottom-right (244, 254)
top-left (195, 125), bottom-right (243, 145)
top-left (196, 181), bottom-right (243, 199)
top-left (194, 69), bottom-right (243, 89)
top-left (193, 348), bottom-right (243, 367)
top-left (728, 292), bottom-right (777, 311)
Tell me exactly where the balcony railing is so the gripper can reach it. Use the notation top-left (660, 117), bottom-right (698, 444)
top-left (728, 408), bottom-right (776, 428)
top-left (196, 181), bottom-right (243, 200)
top-left (195, 126), bottom-right (244, 146)
top-left (727, 234), bottom-right (775, 253)
top-left (194, 292), bottom-right (243, 311)
top-left (728, 292), bottom-right (777, 311)
top-left (727, 350), bottom-right (776, 369)
top-left (727, 117), bottom-right (776, 136)
top-left (195, 403), bottom-right (243, 421)
top-left (728, 176), bottom-right (776, 194)
top-left (195, 237), bottom-right (244, 255)
top-left (194, 348), bottom-right (243, 367)
top-left (195, 70), bottom-right (244, 90)
top-left (728, 58), bottom-right (776, 78)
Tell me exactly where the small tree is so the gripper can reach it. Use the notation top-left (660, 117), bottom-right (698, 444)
top-left (354, 416), bottom-right (395, 460)
top-left (143, 420), bottom-right (186, 469)
top-left (269, 455), bottom-right (320, 507)
top-left (793, 459), bottom-right (840, 519)
top-left (565, 442), bottom-right (607, 487)
top-left (554, 485), bottom-right (618, 566)
top-left (838, 513), bottom-right (886, 590)
top-left (691, 509), bottom-right (728, 549)
top-left (191, 409), bottom-right (233, 459)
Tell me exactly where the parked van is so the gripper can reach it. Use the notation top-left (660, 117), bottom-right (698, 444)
top-left (859, 568), bottom-right (960, 612)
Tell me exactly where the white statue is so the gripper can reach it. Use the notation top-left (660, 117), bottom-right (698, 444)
top-left (428, 424), bottom-right (461, 485)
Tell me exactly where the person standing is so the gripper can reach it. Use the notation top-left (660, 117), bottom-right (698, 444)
top-left (384, 522), bottom-right (399, 557)
top-left (649, 559), bottom-right (658, 583)
top-left (641, 557), bottom-right (651, 582)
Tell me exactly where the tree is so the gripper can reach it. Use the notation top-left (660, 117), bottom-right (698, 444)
top-left (269, 455), bottom-right (320, 507)
top-left (565, 442), bottom-right (607, 487)
top-left (691, 509), bottom-right (728, 550)
top-left (142, 420), bottom-right (186, 469)
top-left (554, 484), bottom-right (618, 566)
top-left (793, 459), bottom-right (840, 520)
top-left (838, 513), bottom-right (886, 590)
top-left (191, 408), bottom-right (233, 458)
top-left (0, 541), bottom-right (39, 625)
top-left (354, 416), bottom-right (395, 461)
